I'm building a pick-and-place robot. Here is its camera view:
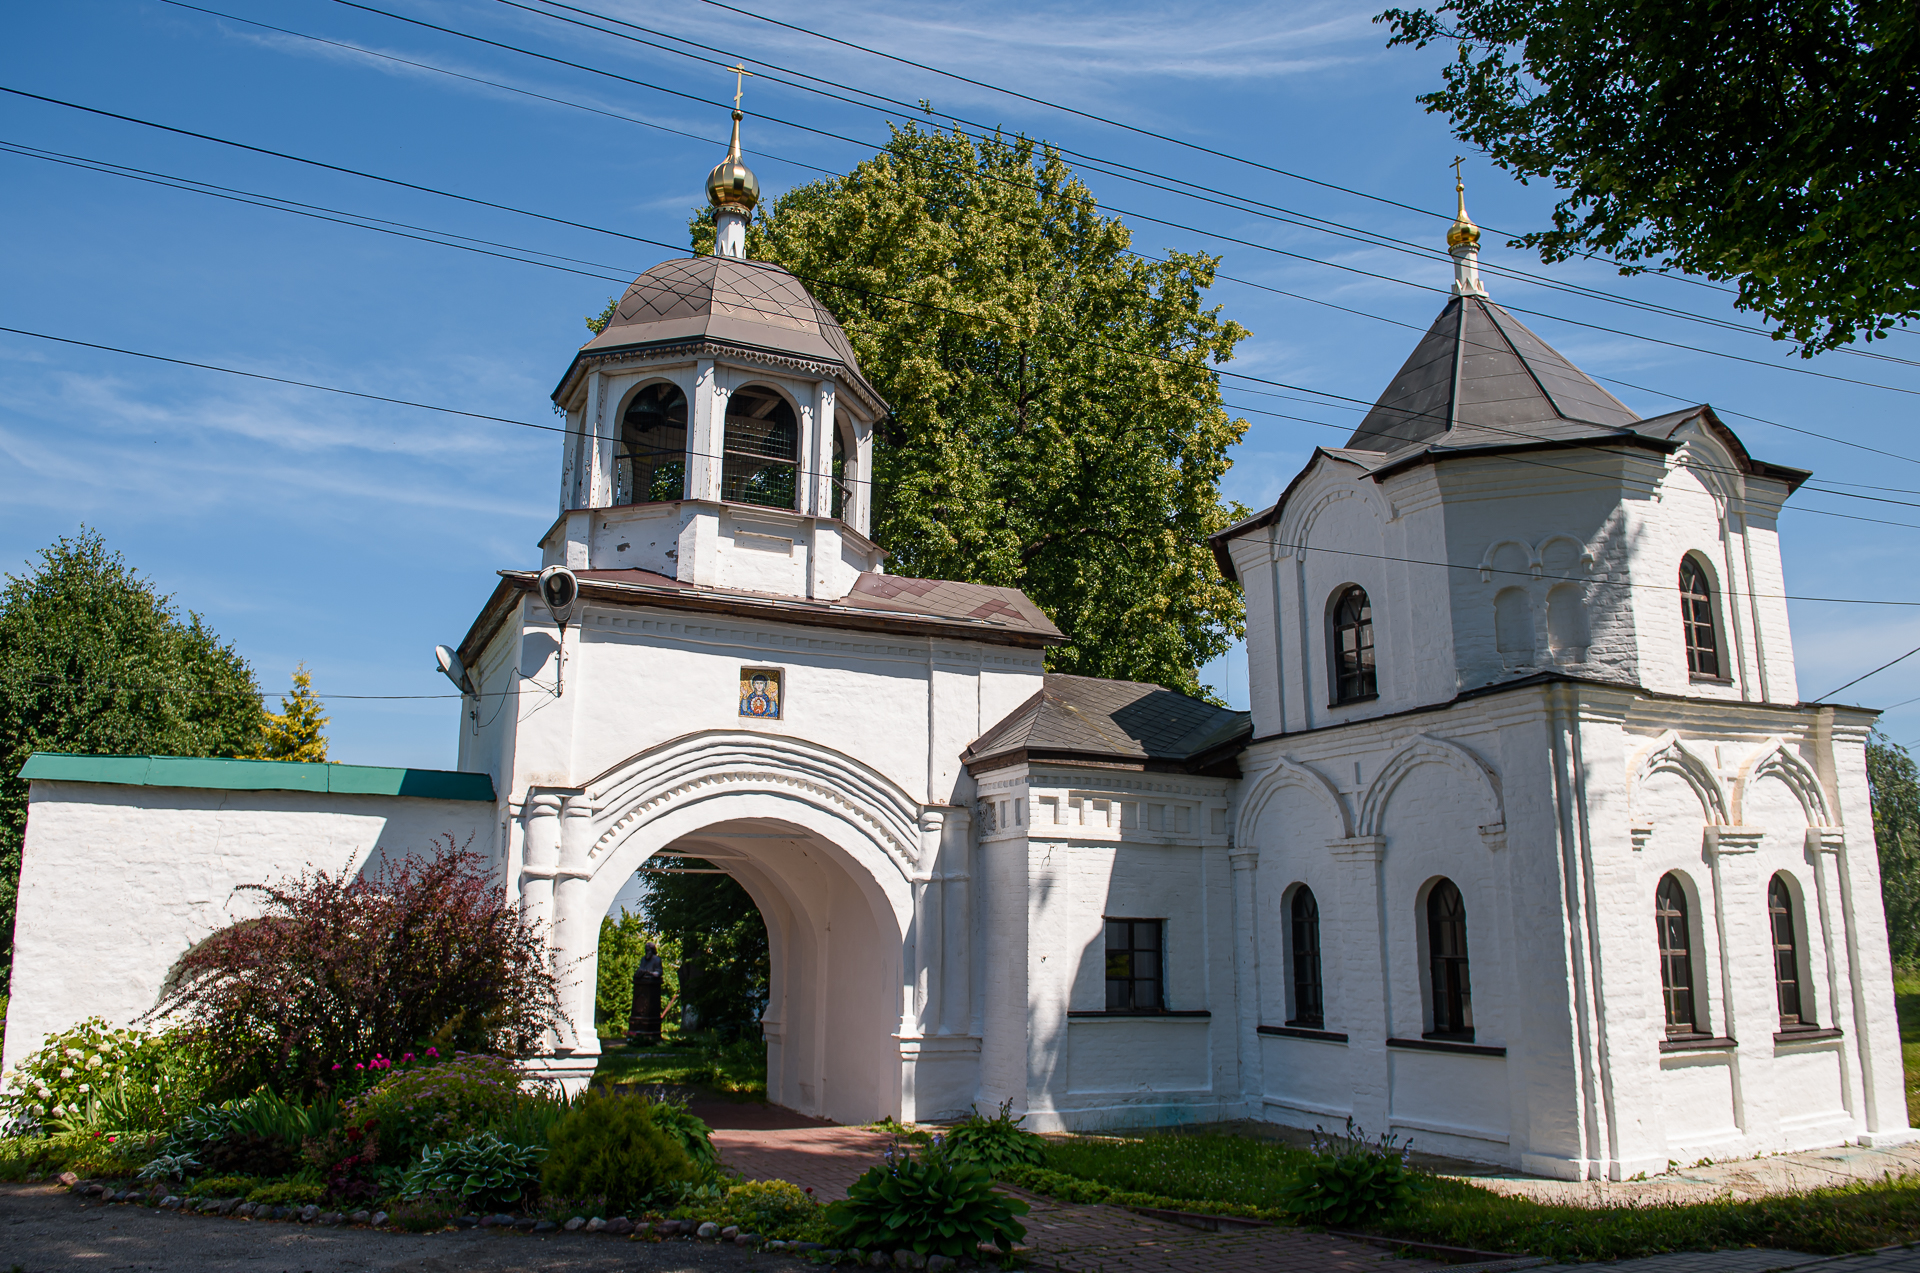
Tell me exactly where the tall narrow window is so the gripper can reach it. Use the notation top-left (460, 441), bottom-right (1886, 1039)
top-left (1105, 918), bottom-right (1164, 1012)
top-left (721, 385), bottom-right (798, 509)
top-left (1426, 879), bottom-right (1473, 1040)
top-left (1289, 886), bottom-right (1324, 1028)
top-left (830, 417), bottom-right (851, 520)
top-left (1656, 873), bottom-right (1698, 1035)
top-left (1770, 874), bottom-right (1806, 1027)
top-left (1331, 586), bottom-right (1377, 703)
top-left (1680, 556), bottom-right (1721, 678)
top-left (616, 383), bottom-right (688, 505)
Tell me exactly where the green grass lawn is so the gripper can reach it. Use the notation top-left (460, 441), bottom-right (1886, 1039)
top-left (1028, 1124), bottom-right (1920, 1261)
top-left (1895, 973), bottom-right (1920, 1127)
top-left (591, 1034), bottom-right (767, 1100)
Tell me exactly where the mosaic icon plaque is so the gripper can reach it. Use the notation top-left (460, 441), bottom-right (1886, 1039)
top-left (739, 667), bottom-right (782, 719)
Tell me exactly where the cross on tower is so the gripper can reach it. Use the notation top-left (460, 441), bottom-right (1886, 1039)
top-left (730, 63), bottom-right (754, 111)
top-left (1453, 154), bottom-right (1465, 189)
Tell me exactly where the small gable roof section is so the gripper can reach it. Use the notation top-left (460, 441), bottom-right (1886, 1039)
top-left (458, 567), bottom-right (1064, 669)
top-left (554, 256), bottom-right (885, 413)
top-left (1209, 297), bottom-right (1808, 581)
top-left (963, 673), bottom-right (1251, 777)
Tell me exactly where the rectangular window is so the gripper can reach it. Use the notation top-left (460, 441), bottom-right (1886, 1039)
top-left (1105, 918), bottom-right (1164, 1012)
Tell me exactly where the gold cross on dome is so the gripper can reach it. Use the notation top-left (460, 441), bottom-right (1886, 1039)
top-left (1453, 154), bottom-right (1465, 188)
top-left (729, 63), bottom-right (755, 111)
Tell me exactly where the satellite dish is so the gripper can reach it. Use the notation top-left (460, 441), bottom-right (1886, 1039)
top-left (434, 644), bottom-right (474, 696)
top-left (538, 565), bottom-right (579, 628)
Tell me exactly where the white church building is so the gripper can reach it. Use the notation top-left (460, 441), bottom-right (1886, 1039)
top-left (5, 117), bottom-right (1912, 1182)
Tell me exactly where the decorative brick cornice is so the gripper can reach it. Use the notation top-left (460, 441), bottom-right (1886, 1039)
top-left (558, 340), bottom-right (886, 417)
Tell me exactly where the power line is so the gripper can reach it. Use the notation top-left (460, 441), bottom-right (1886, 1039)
top-left (497, 0), bottom-right (1918, 369)
top-left (13, 124), bottom-right (1920, 524)
top-left (149, 4), bottom-right (1920, 395)
top-left (5, 323), bottom-right (1918, 612)
top-left (1812, 644), bottom-right (1920, 704)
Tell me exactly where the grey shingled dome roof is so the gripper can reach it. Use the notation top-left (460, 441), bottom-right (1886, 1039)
top-left (573, 256), bottom-right (883, 409)
top-left (963, 673), bottom-right (1251, 774)
top-left (1345, 294), bottom-right (1639, 455)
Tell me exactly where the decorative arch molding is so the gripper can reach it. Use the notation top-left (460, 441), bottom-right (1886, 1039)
top-left (1475, 535), bottom-right (1595, 583)
top-left (581, 730), bottom-right (923, 879)
top-left (1277, 472), bottom-right (1390, 559)
top-left (1357, 734), bottom-right (1503, 838)
top-left (1238, 754), bottom-right (1352, 844)
top-left (1628, 730), bottom-right (1728, 825)
top-left (1733, 736), bottom-right (1830, 828)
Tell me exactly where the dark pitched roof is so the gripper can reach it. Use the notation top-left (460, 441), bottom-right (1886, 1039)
top-left (1347, 294), bottom-right (1639, 455)
top-left (457, 567), bottom-right (1063, 669)
top-left (556, 256), bottom-right (884, 410)
top-left (1207, 298), bottom-right (1810, 581)
top-left (963, 673), bottom-right (1251, 775)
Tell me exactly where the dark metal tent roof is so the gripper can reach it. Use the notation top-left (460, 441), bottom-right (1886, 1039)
top-left (963, 673), bottom-right (1251, 775)
top-left (556, 256), bottom-right (884, 410)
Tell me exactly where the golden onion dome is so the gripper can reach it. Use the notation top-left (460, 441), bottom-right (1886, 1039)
top-left (1447, 178), bottom-right (1480, 251)
top-left (707, 109), bottom-right (759, 211)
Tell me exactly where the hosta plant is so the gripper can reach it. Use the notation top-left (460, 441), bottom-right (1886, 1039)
top-left (645, 1099), bottom-right (718, 1171)
top-left (1276, 1119), bottom-right (1428, 1227)
top-left (938, 1099), bottom-right (1045, 1175)
top-left (400, 1131), bottom-right (544, 1211)
top-left (826, 1143), bottom-right (1028, 1258)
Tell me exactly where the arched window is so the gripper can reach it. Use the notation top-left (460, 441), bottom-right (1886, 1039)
top-left (1679, 556), bottom-right (1721, 678)
top-left (830, 413), bottom-right (852, 521)
top-left (1770, 874), bottom-right (1806, 1027)
top-left (616, 383), bottom-right (688, 505)
top-left (1656, 873), bottom-right (1698, 1035)
top-left (1289, 886), bottom-right (1324, 1028)
top-left (1494, 587), bottom-right (1534, 657)
top-left (721, 385), bottom-right (799, 509)
top-left (1331, 586), bottom-right (1377, 703)
top-left (1426, 879), bottom-right (1473, 1041)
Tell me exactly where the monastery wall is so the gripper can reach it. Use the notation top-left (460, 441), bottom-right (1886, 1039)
top-left (3, 774), bottom-right (496, 1080)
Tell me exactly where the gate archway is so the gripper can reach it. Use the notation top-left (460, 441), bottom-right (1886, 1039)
top-left (521, 731), bottom-right (921, 1125)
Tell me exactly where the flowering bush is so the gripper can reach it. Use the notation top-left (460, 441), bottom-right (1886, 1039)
top-left (349, 1052), bottom-right (523, 1158)
top-left (0, 1018), bottom-right (204, 1131)
top-left (153, 837), bottom-right (562, 1097)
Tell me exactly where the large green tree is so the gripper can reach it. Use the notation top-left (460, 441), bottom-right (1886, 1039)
top-left (1379, 0), bottom-right (1920, 352)
top-left (0, 531), bottom-right (263, 989)
top-left (686, 126), bottom-right (1250, 696)
top-left (1869, 732), bottom-right (1920, 966)
top-left (636, 857), bottom-right (768, 1042)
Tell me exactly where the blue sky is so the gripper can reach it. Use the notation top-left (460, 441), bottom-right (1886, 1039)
top-left (4, 0), bottom-right (1917, 769)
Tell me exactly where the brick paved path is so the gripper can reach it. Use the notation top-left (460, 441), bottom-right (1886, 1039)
top-left (705, 1104), bottom-right (1543, 1272)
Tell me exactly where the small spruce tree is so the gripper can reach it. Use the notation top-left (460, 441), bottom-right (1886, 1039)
top-left (244, 664), bottom-right (329, 763)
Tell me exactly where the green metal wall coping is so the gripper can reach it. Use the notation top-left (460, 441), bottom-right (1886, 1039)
top-left (18, 753), bottom-right (497, 802)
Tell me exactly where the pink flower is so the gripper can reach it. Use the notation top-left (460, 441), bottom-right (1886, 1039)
top-left (355, 1062), bottom-right (365, 1070)
top-left (332, 1063), bottom-right (343, 1071)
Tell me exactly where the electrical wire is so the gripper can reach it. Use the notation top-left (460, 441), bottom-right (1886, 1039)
top-left (7, 322), bottom-right (1920, 612)
top-left (10, 132), bottom-right (1920, 528)
top-left (489, 0), bottom-right (1918, 367)
top-left (144, 4), bottom-right (1920, 391)
top-left (1812, 644), bottom-right (1920, 704)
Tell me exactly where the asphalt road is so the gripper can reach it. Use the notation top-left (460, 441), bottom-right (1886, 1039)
top-left (0, 1184), bottom-right (815, 1273)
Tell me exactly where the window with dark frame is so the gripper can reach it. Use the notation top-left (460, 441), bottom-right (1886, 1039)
top-left (1770, 874), bottom-right (1806, 1027)
top-left (1425, 879), bottom-right (1473, 1041)
top-left (1289, 886), bottom-right (1325, 1028)
top-left (1104, 918), bottom-right (1164, 1012)
top-left (616, 383), bottom-right (689, 505)
top-left (1680, 557), bottom-right (1721, 678)
top-left (830, 414), bottom-right (853, 521)
top-left (720, 384), bottom-right (799, 509)
top-left (1656, 873), bottom-right (1699, 1036)
top-left (1331, 586), bottom-right (1377, 703)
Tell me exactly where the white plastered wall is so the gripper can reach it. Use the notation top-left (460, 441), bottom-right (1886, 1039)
top-left (3, 782), bottom-right (496, 1077)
